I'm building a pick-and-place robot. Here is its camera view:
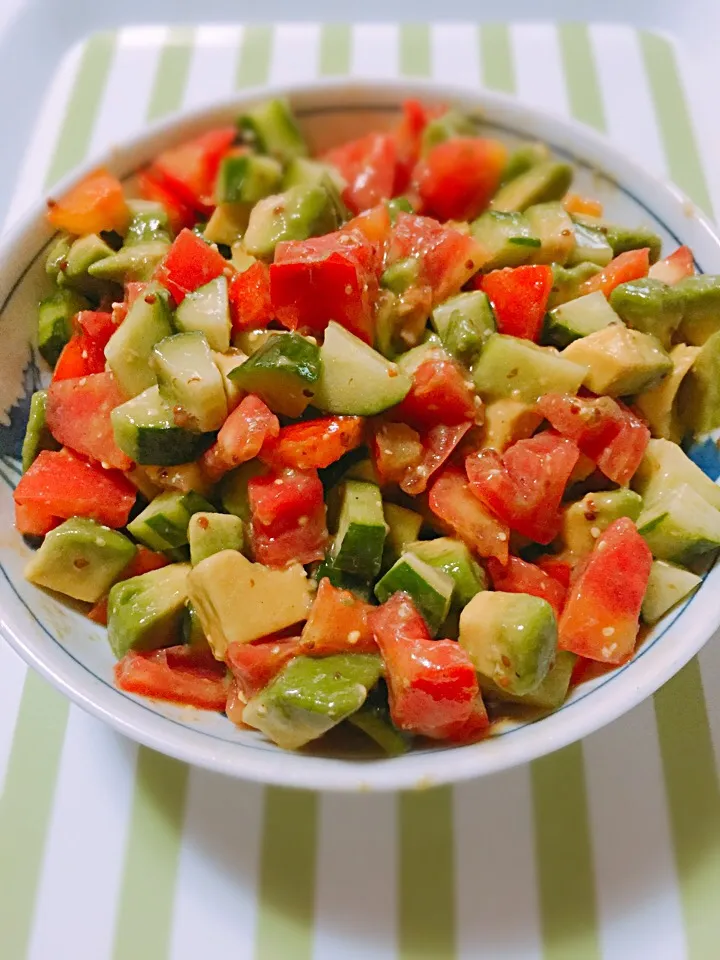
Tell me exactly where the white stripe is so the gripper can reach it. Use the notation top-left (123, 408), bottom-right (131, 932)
top-left (0, 641), bottom-right (27, 793)
top-left (88, 26), bottom-right (168, 157)
top-left (313, 793), bottom-right (397, 960)
top-left (351, 25), bottom-right (400, 79)
top-left (511, 23), bottom-right (569, 117)
top-left (26, 709), bottom-right (138, 960)
top-left (170, 772), bottom-right (264, 960)
top-left (270, 24), bottom-right (321, 87)
top-left (590, 26), bottom-right (666, 178)
top-left (183, 25), bottom-right (243, 111)
top-left (3, 39), bottom-right (84, 229)
top-left (430, 24), bottom-right (480, 89)
top-left (454, 767), bottom-right (542, 959)
top-left (583, 701), bottom-right (686, 960)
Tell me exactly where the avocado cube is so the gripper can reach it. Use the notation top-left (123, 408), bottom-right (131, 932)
top-left (459, 591), bottom-right (557, 696)
top-left (677, 329), bottom-right (720, 437)
top-left (637, 484), bottom-right (720, 564)
top-left (188, 512), bottom-right (244, 565)
top-left (609, 279), bottom-right (683, 348)
top-left (422, 109), bottom-right (477, 152)
top-left (481, 398), bottom-right (543, 453)
top-left (561, 490), bottom-right (644, 557)
top-left (548, 262), bottom-right (601, 308)
top-left (635, 344), bottom-right (699, 443)
top-left (674, 275), bottom-right (720, 345)
top-left (562, 325), bottom-right (672, 396)
top-left (128, 490), bottom-right (216, 557)
top-left (501, 142), bottom-right (551, 184)
top-left (62, 233), bottom-right (117, 297)
top-left (375, 553), bottom-right (454, 635)
top-left (21, 390), bottom-right (60, 472)
top-left (187, 550), bottom-right (313, 658)
top-left (45, 234), bottom-right (72, 282)
top-left (25, 518), bottom-right (136, 603)
top-left (480, 650), bottom-right (576, 711)
top-left (88, 240), bottom-right (170, 283)
top-left (491, 160), bottom-right (573, 213)
top-left (243, 654), bottom-right (382, 750)
top-left (107, 563), bottom-right (190, 658)
top-left (124, 199), bottom-right (171, 245)
top-left (641, 560), bottom-right (701, 624)
top-left (602, 221), bottom-right (662, 263)
top-left (407, 537), bottom-right (487, 608)
top-left (243, 183), bottom-right (343, 260)
top-left (382, 503), bottom-right (423, 566)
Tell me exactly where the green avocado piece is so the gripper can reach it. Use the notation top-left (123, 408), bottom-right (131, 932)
top-left (460, 591), bottom-right (557, 697)
top-left (375, 552), bottom-right (454, 635)
top-left (229, 331), bottom-right (321, 417)
top-left (641, 560), bottom-right (701, 624)
top-left (88, 240), bottom-right (170, 283)
top-left (107, 563), bottom-right (190, 658)
top-left (635, 344), bottom-right (699, 443)
top-left (243, 653), bottom-right (383, 750)
top-left (348, 699), bottom-right (413, 756)
top-left (124, 199), bottom-right (172, 245)
top-left (45, 234), bottom-right (72, 283)
top-left (637, 483), bottom-right (720, 564)
top-left (603, 221), bottom-right (662, 263)
top-left (480, 650), bottom-right (576, 710)
top-left (561, 489), bottom-right (644, 558)
top-left (422, 109), bottom-right (477, 152)
top-left (562, 325), bottom-right (672, 396)
top-left (548, 261), bottom-right (602, 308)
top-left (243, 183), bottom-right (344, 260)
top-left (21, 390), bottom-right (60, 472)
top-left (37, 288), bottom-right (90, 367)
top-left (677, 329), bottom-right (720, 437)
top-left (61, 233), bottom-right (119, 299)
top-left (501, 142), bottom-right (551, 184)
top-left (238, 97), bottom-right (308, 164)
top-left (491, 160), bottom-right (573, 213)
top-left (473, 334), bottom-right (588, 403)
top-left (25, 518), bottom-right (136, 603)
top-left (188, 512), bottom-right (244, 565)
top-left (675, 275), bottom-right (720, 345)
top-left (407, 537), bottom-right (487, 608)
top-left (525, 201), bottom-right (575, 265)
top-left (609, 278), bottom-right (683, 348)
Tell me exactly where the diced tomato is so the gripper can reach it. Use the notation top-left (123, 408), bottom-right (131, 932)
top-left (46, 167), bottom-right (129, 236)
top-left (428, 465), bottom-right (510, 562)
top-left (373, 421), bottom-right (423, 485)
top-left (226, 637), bottom-right (303, 700)
top-left (369, 592), bottom-right (480, 739)
top-left (392, 99), bottom-right (442, 195)
top-left (52, 334), bottom-right (105, 381)
top-left (137, 170), bottom-right (196, 233)
top-left (155, 228), bottom-right (229, 304)
top-left (229, 261), bottom-right (273, 332)
top-left (563, 193), bottom-right (603, 218)
top-left (345, 203), bottom-right (393, 248)
top-left (201, 394), bottom-right (279, 481)
top-left (414, 138), bottom-right (507, 222)
top-left (271, 228), bottom-right (379, 343)
top-left (14, 449), bottom-right (136, 531)
top-left (14, 503), bottom-right (59, 537)
top-left (46, 372), bottom-right (132, 471)
top-left (323, 132), bottom-right (397, 214)
top-left (558, 517), bottom-right (652, 663)
top-left (388, 212), bottom-right (487, 306)
top-left (438, 698), bottom-right (490, 743)
top-left (76, 310), bottom-right (118, 347)
top-left (247, 467), bottom-right (328, 568)
top-left (299, 578), bottom-right (377, 656)
top-left (88, 547), bottom-right (168, 625)
top-left (570, 656), bottom-right (593, 687)
top-left (466, 432), bottom-right (580, 544)
top-left (148, 126), bottom-right (236, 213)
top-left (577, 248), bottom-right (650, 298)
top-left (111, 283), bottom-right (148, 328)
top-left (649, 245), bottom-right (695, 285)
top-left (401, 422), bottom-right (472, 496)
top-left (536, 394), bottom-right (650, 486)
top-left (115, 646), bottom-right (229, 711)
top-left (260, 416), bottom-right (365, 471)
top-left (395, 355), bottom-right (477, 430)
top-left (486, 555), bottom-right (567, 620)
top-left (536, 555), bottom-right (574, 590)
top-left (479, 265), bottom-right (554, 342)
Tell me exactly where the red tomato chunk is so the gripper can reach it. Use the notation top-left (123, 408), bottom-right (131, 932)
top-left (479, 265), bottom-right (554, 342)
top-left (155, 228), bottom-right (229, 304)
top-left (115, 646), bottom-right (229, 710)
top-left (261, 416), bottom-right (365, 471)
top-left (299, 578), bottom-right (377, 655)
top-left (487, 556), bottom-right (567, 620)
top-left (414, 137), bottom-right (507, 222)
top-left (428, 466), bottom-right (510, 563)
top-left (227, 637), bottom-right (303, 701)
top-left (247, 467), bottom-right (328, 568)
top-left (201, 394), bottom-right (279, 481)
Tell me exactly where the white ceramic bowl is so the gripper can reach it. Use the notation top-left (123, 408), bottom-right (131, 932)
top-left (2, 79), bottom-right (720, 792)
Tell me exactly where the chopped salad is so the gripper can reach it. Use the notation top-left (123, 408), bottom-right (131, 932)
top-left (15, 97), bottom-right (720, 754)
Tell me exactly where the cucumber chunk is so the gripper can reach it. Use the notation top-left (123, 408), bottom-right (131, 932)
top-left (544, 290), bottom-right (621, 348)
top-left (111, 386), bottom-right (215, 466)
top-left (609, 279), bottom-right (683, 349)
top-left (331, 480), bottom-right (387, 580)
top-left (562, 325), bottom-right (671, 396)
top-left (45, 234), bottom-right (72, 283)
top-left (525, 202), bottom-right (575, 265)
top-left (314, 322), bottom-right (411, 416)
top-left (375, 553), bottom-right (454, 635)
top-left (243, 183), bottom-right (343, 260)
top-left (21, 390), bottom-right (60, 472)
top-left (104, 283), bottom-right (173, 397)
top-left (238, 97), bottom-right (308, 164)
top-left (128, 490), bottom-right (216, 558)
top-left (282, 156), bottom-right (347, 193)
top-left (633, 438), bottom-right (720, 512)
top-left (407, 537), bottom-right (487, 607)
top-left (313, 554), bottom-right (372, 602)
top-left (422, 109), bottom-right (477, 152)
top-left (220, 460), bottom-right (268, 521)
top-left (569, 220), bottom-right (613, 267)
top-left (38, 288), bottom-right (89, 366)
top-left (152, 332), bottom-right (228, 432)
top-left (124, 199), bottom-right (171, 245)
top-left (382, 503), bottom-right (423, 566)
top-left (473, 334), bottom-right (588, 403)
top-left (214, 152), bottom-right (283, 205)
top-left (229, 331), bottom-right (321, 417)
top-left (174, 275), bottom-right (231, 352)
top-left (431, 290), bottom-right (496, 365)
top-left (348, 699), bottom-right (412, 756)
top-left (471, 210), bottom-right (540, 269)
top-left (88, 240), bottom-right (170, 283)
top-left (641, 560), bottom-right (701, 624)
top-left (548, 261), bottom-right (602, 308)
top-left (638, 483), bottom-right (720, 564)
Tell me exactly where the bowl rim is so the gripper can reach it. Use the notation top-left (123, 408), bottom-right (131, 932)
top-left (2, 76), bottom-right (720, 792)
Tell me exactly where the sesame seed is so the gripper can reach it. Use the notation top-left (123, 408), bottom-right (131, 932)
top-left (274, 478), bottom-right (284, 486)
top-left (347, 630), bottom-right (361, 644)
top-left (590, 526), bottom-right (601, 538)
top-left (602, 626), bottom-right (615, 637)
top-left (298, 516), bottom-right (308, 527)
top-left (78, 378), bottom-right (87, 387)
top-left (81, 350), bottom-right (88, 360)
top-left (256, 704), bottom-right (267, 717)
top-left (498, 532), bottom-right (507, 542)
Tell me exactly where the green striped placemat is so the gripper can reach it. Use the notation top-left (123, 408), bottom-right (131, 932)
top-left (1, 23), bottom-right (718, 960)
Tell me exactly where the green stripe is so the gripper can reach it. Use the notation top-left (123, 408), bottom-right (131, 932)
top-left (45, 31), bottom-right (116, 187)
top-left (254, 787), bottom-right (317, 960)
top-left (0, 674), bottom-right (69, 959)
top-left (655, 660), bottom-right (720, 955)
top-left (237, 25), bottom-right (273, 89)
top-left (319, 24), bottom-right (351, 76)
top-left (111, 751), bottom-right (188, 960)
top-left (558, 24), bottom-right (606, 131)
top-left (399, 788), bottom-right (455, 959)
top-left (479, 24), bottom-right (515, 94)
top-left (399, 24), bottom-right (432, 78)
top-left (640, 31), bottom-right (713, 215)
top-left (146, 27), bottom-right (195, 122)
top-left (532, 744), bottom-right (600, 960)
